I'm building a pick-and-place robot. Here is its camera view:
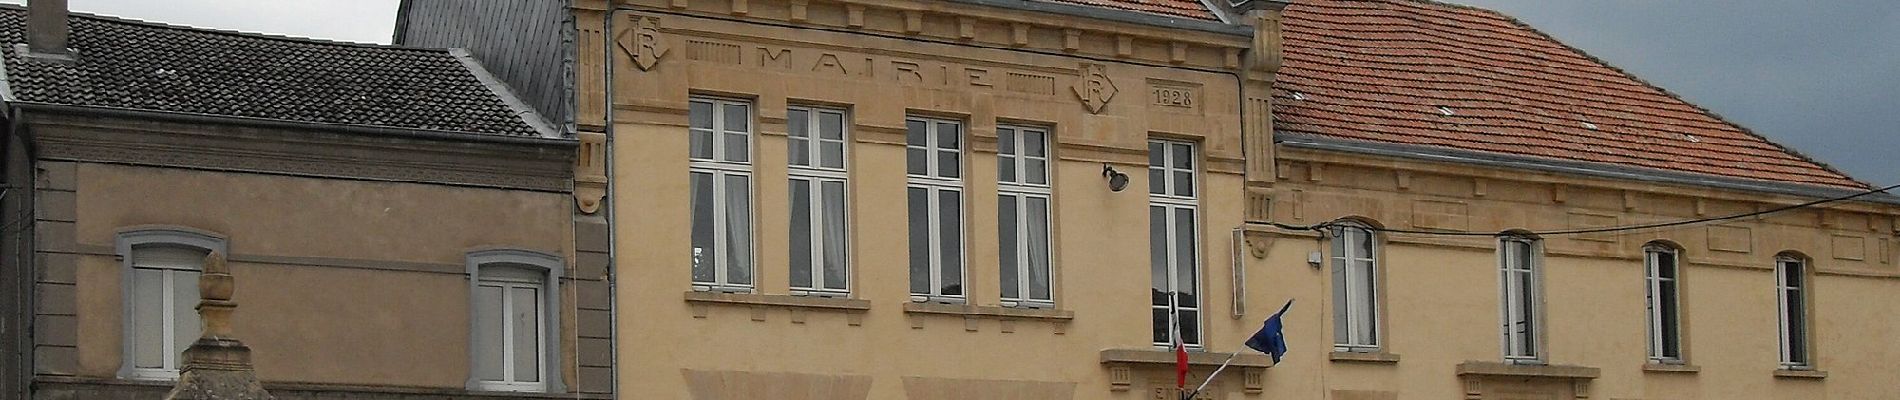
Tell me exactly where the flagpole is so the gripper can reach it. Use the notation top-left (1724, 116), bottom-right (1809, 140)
top-left (1188, 352), bottom-right (1240, 397)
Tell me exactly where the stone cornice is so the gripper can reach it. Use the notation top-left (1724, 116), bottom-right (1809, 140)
top-left (615, 0), bottom-right (1254, 71)
top-left (23, 111), bottom-right (576, 193)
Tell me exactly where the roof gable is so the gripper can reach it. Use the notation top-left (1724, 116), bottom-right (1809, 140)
top-left (0, 6), bottom-right (545, 137)
top-left (1273, 0), bottom-right (1865, 189)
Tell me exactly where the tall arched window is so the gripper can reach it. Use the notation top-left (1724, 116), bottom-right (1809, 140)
top-left (1498, 234), bottom-right (1543, 364)
top-left (1331, 222), bottom-right (1379, 352)
top-left (114, 227), bottom-right (226, 380)
top-left (467, 249), bottom-right (565, 393)
top-left (1775, 253), bottom-right (1811, 369)
top-left (1643, 243), bottom-right (1683, 363)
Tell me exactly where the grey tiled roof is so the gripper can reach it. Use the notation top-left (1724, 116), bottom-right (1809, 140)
top-left (0, 6), bottom-right (542, 137)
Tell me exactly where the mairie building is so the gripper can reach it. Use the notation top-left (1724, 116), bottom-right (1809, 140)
top-left (4, 0), bottom-right (1894, 399)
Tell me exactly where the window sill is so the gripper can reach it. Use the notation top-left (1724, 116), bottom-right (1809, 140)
top-left (1329, 351), bottom-right (1401, 364)
top-left (682, 291), bottom-right (870, 311)
top-left (1455, 361), bottom-right (1600, 380)
top-left (901, 302), bottom-right (1073, 320)
top-left (1773, 369), bottom-right (1828, 380)
top-left (1099, 349), bottom-right (1275, 368)
top-left (1642, 363), bottom-right (1700, 373)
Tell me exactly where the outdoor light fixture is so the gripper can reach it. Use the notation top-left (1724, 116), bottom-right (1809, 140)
top-left (1102, 164), bottom-right (1130, 192)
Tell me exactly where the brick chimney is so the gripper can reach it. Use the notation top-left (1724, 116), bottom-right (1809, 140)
top-left (25, 0), bottom-right (71, 59)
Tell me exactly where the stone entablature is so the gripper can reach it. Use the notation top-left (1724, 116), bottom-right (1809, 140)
top-left (1259, 146), bottom-right (1900, 277)
top-left (607, 0), bottom-right (1256, 72)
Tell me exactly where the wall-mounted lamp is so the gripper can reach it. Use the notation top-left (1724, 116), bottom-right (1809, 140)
top-left (1102, 164), bottom-right (1130, 192)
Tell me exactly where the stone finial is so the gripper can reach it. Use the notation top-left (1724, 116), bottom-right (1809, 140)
top-left (164, 251), bottom-right (274, 400)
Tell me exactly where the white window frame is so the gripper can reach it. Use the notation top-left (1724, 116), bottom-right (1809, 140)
top-left (787, 106), bottom-right (851, 297)
top-left (1331, 223), bottom-right (1380, 353)
top-left (1644, 244), bottom-right (1684, 364)
top-left (466, 249), bottom-right (565, 393)
top-left (689, 97), bottom-right (756, 292)
top-left (998, 125), bottom-right (1054, 308)
top-left (907, 116), bottom-right (966, 303)
top-left (1776, 255), bottom-right (1811, 369)
top-left (1498, 236), bottom-right (1544, 364)
top-left (114, 227), bottom-right (225, 381)
top-left (1149, 140), bottom-right (1201, 348)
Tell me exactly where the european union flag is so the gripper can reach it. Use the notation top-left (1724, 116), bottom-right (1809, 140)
top-left (1245, 299), bottom-right (1294, 364)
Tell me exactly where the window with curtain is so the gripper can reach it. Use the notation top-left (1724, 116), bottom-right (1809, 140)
top-left (689, 97), bottom-right (755, 292)
top-left (788, 106), bottom-right (851, 296)
top-left (907, 116), bottom-right (966, 302)
top-left (1644, 244), bottom-right (1683, 363)
top-left (1149, 140), bottom-right (1200, 347)
top-left (127, 245), bottom-right (206, 380)
top-left (1499, 236), bottom-right (1542, 363)
top-left (1332, 223), bottom-right (1379, 352)
top-left (1776, 255), bottom-right (1810, 369)
top-left (997, 125), bottom-right (1053, 308)
top-left (473, 264), bottom-right (547, 392)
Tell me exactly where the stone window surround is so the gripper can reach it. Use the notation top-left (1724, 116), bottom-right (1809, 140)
top-left (113, 225), bottom-right (228, 381)
top-left (465, 248), bottom-right (566, 394)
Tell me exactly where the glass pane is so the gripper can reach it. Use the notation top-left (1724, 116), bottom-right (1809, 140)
top-left (723, 133), bottom-right (749, 163)
top-left (1149, 168), bottom-right (1164, 195)
top-left (908, 187), bottom-right (930, 295)
top-left (998, 154), bottom-right (1017, 183)
top-left (939, 190), bottom-right (963, 296)
top-left (511, 287), bottom-right (541, 382)
top-left (1332, 251), bottom-right (1349, 344)
top-left (1518, 270), bottom-right (1536, 355)
top-left (1353, 229), bottom-right (1373, 258)
top-left (1782, 261), bottom-right (1803, 287)
top-left (998, 195), bottom-right (1019, 299)
top-left (1025, 130), bottom-right (1046, 157)
top-left (171, 270), bottom-right (201, 362)
top-left (789, 179), bottom-right (813, 289)
top-left (938, 151), bottom-right (960, 179)
top-left (997, 128), bottom-right (1015, 156)
top-left (133, 269), bottom-right (165, 369)
top-left (789, 137), bottom-right (810, 166)
top-left (1152, 308), bottom-right (1170, 344)
top-left (819, 111), bottom-right (844, 140)
top-left (1026, 159), bottom-right (1047, 185)
top-left (1787, 293), bottom-right (1806, 363)
top-left (787, 109), bottom-right (809, 138)
top-left (1148, 142), bottom-right (1164, 167)
top-left (1174, 208), bottom-right (1197, 306)
top-left (1659, 278), bottom-right (1680, 358)
top-left (1656, 251), bottom-right (1676, 278)
top-left (1027, 197), bottom-right (1052, 301)
top-left (906, 119), bottom-right (926, 146)
top-left (691, 130), bottom-right (712, 160)
top-left (473, 285), bottom-right (504, 380)
top-left (1353, 262), bottom-right (1376, 345)
top-left (690, 172), bottom-right (715, 283)
top-left (821, 181), bottom-right (849, 291)
top-left (1172, 143), bottom-right (1192, 169)
top-left (1173, 171), bottom-right (1194, 197)
top-left (1179, 310), bottom-right (1200, 345)
top-left (937, 122), bottom-right (960, 149)
top-left (821, 142), bottom-right (844, 169)
top-left (907, 148), bottom-right (927, 176)
top-left (723, 103), bottom-right (748, 132)
top-left (725, 175), bottom-right (753, 285)
top-left (689, 101), bottom-right (712, 129)
top-left (1149, 206), bottom-right (1169, 306)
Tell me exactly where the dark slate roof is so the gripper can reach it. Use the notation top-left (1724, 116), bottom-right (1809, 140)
top-left (0, 5), bottom-right (544, 137)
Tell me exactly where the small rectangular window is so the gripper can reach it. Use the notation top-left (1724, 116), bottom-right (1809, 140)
top-left (1499, 237), bottom-right (1541, 363)
top-left (1776, 256), bottom-right (1810, 368)
top-left (908, 116), bottom-right (965, 302)
top-left (1149, 140), bottom-right (1200, 348)
top-left (1645, 245), bottom-right (1683, 363)
top-left (998, 125), bottom-right (1053, 307)
top-left (474, 265), bottom-right (547, 392)
top-left (1332, 225), bottom-right (1379, 352)
top-left (788, 106), bottom-right (850, 296)
top-left (127, 246), bottom-right (205, 380)
top-left (690, 97), bottom-right (755, 292)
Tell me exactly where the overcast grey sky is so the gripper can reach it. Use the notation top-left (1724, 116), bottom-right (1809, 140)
top-left (13, 0), bottom-right (1897, 184)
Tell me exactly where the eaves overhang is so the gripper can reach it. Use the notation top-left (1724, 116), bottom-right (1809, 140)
top-left (1278, 132), bottom-right (1900, 206)
top-left (942, 0), bottom-right (1253, 37)
top-left (8, 102), bottom-right (578, 149)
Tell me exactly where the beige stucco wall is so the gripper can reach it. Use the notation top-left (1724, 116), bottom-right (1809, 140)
top-left (64, 162), bottom-right (577, 388)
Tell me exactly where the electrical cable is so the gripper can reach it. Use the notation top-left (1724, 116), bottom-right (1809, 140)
top-left (1252, 182), bottom-right (1900, 237)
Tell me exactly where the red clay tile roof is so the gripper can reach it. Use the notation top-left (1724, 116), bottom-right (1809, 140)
top-left (1273, 0), bottom-right (1866, 189)
top-left (1039, 0), bottom-right (1220, 21)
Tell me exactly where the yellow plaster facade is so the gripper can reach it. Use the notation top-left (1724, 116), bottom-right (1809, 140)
top-left (590, 1), bottom-right (1900, 399)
